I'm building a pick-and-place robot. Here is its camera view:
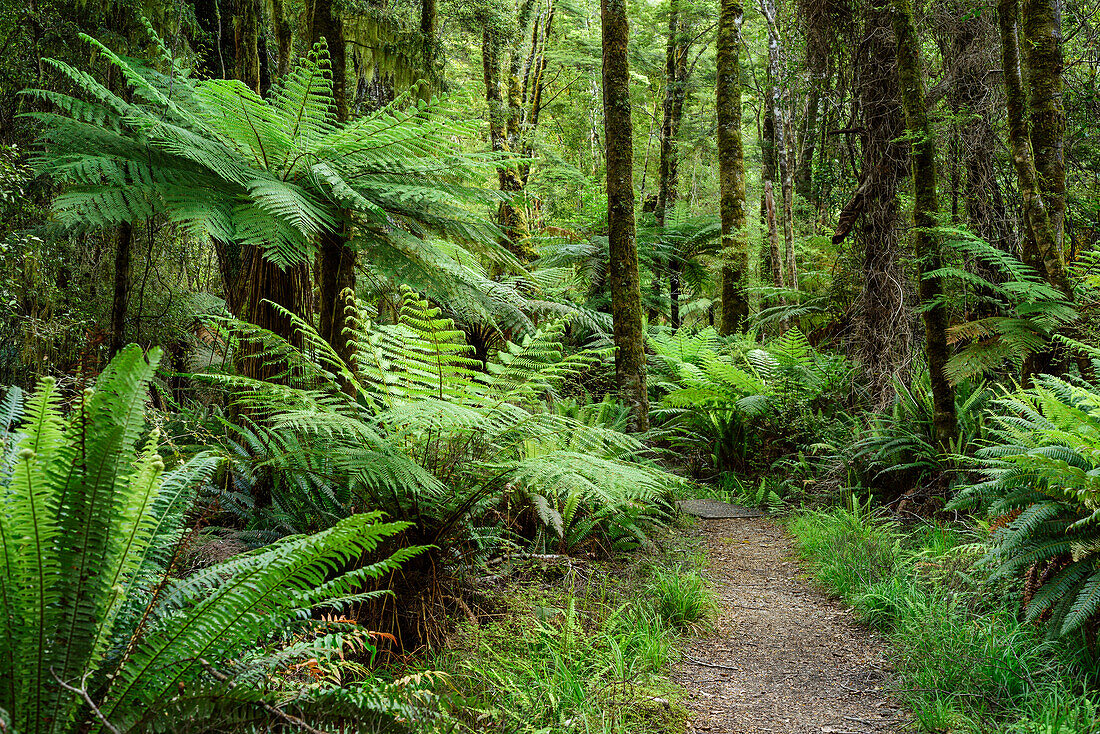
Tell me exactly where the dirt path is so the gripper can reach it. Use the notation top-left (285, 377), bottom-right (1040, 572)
top-left (674, 516), bottom-right (908, 734)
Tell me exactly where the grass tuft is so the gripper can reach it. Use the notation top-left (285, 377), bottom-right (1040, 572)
top-left (787, 504), bottom-right (1100, 733)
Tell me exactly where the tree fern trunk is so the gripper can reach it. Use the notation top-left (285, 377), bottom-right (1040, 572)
top-left (893, 0), bottom-right (957, 451)
top-left (313, 0), bottom-right (358, 370)
top-left (602, 0), bottom-right (649, 431)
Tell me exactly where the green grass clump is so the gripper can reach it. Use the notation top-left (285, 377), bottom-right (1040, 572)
top-left (649, 568), bottom-right (717, 632)
top-left (434, 569), bottom-right (701, 733)
top-left (787, 504), bottom-right (1100, 733)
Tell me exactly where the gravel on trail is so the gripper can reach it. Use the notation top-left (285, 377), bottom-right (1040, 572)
top-left (673, 516), bottom-right (908, 734)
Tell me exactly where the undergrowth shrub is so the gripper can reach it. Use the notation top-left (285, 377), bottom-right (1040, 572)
top-left (951, 376), bottom-right (1100, 639)
top-left (191, 289), bottom-right (683, 647)
top-left (649, 326), bottom-right (853, 476)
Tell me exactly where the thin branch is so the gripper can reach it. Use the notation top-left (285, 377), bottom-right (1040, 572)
top-left (50, 669), bottom-right (122, 734)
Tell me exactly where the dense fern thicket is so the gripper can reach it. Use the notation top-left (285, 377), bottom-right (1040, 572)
top-left (3, 0), bottom-right (1100, 729)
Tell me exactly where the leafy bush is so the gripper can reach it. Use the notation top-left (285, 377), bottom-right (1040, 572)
top-left (0, 346), bottom-right (419, 733)
top-left (952, 376), bottom-right (1100, 637)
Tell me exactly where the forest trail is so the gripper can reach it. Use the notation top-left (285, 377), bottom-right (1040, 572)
top-left (674, 516), bottom-right (908, 734)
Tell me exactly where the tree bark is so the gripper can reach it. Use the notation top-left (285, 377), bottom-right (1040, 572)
top-left (759, 110), bottom-right (779, 283)
top-left (421, 0), bottom-right (440, 87)
top-left (1022, 0), bottom-right (1065, 250)
top-left (109, 221), bottom-right (133, 357)
top-left (765, 180), bottom-right (782, 289)
top-left (483, 25), bottom-right (532, 261)
top-left (657, 0), bottom-right (690, 328)
top-left (893, 0), bottom-right (957, 450)
top-left (272, 0), bottom-right (293, 78)
top-left (795, 32), bottom-right (827, 203)
top-left (717, 0), bottom-right (748, 335)
top-left (853, 6), bottom-right (910, 407)
top-left (311, 0), bottom-right (348, 121)
top-left (234, 0), bottom-right (262, 93)
top-left (760, 0), bottom-right (796, 295)
top-left (997, 0), bottom-right (1071, 298)
top-left (602, 0), bottom-right (649, 431)
top-left (999, 0), bottom-right (1076, 382)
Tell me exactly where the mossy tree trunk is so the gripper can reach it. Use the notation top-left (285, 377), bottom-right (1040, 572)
top-left (998, 0), bottom-right (1075, 383)
top-left (602, 0), bottom-right (649, 431)
top-left (717, 0), bottom-right (748, 335)
top-left (1022, 0), bottom-right (1065, 251)
top-left (234, 0), bottom-right (262, 94)
top-left (272, 0), bottom-right (293, 78)
top-left (998, 0), bottom-right (1069, 297)
top-left (657, 0), bottom-right (689, 327)
top-left (483, 23), bottom-right (533, 262)
top-left (892, 0), bottom-right (957, 451)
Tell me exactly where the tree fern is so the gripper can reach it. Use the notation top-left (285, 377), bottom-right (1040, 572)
top-left (932, 229), bottom-right (1078, 383)
top-left (25, 31), bottom-right (529, 329)
top-left (194, 290), bottom-right (681, 556)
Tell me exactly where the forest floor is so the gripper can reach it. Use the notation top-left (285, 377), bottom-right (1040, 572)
top-left (673, 515), bottom-right (910, 734)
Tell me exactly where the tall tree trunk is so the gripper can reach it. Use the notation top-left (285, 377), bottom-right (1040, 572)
top-left (1023, 0), bottom-right (1065, 250)
top-left (852, 6), bottom-right (910, 406)
top-left (109, 221), bottom-right (133, 357)
top-left (759, 111), bottom-right (779, 284)
top-left (602, 0), bottom-right (649, 431)
top-left (760, 0), bottom-right (796, 295)
top-left (483, 26), bottom-right (532, 262)
top-left (311, 0), bottom-right (347, 120)
top-left (795, 32), bottom-right (827, 203)
top-left (657, 0), bottom-right (689, 328)
top-left (235, 0), bottom-right (261, 93)
top-left (717, 0), bottom-right (748, 334)
top-left (313, 0), bottom-right (356, 368)
top-left (272, 0), bottom-right (293, 78)
top-left (998, 0), bottom-right (1070, 297)
top-left (999, 0), bottom-right (1075, 383)
top-left (893, 0), bottom-right (957, 450)
top-left (782, 110), bottom-right (797, 289)
top-left (765, 180), bottom-right (782, 289)
top-left (421, 0), bottom-right (439, 88)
